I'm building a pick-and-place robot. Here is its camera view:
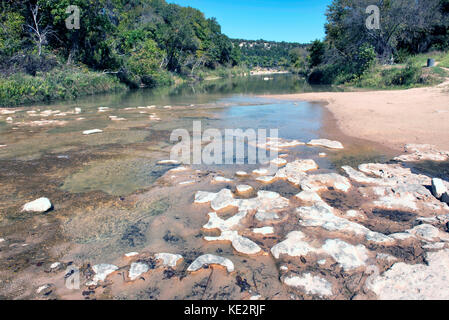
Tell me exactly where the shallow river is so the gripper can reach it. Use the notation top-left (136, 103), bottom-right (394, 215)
top-left (1, 74), bottom-right (427, 300)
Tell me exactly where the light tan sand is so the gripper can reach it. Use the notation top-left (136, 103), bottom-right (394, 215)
top-left (264, 81), bottom-right (449, 151)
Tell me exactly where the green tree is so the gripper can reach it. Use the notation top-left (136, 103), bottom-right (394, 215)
top-left (229, 45), bottom-right (242, 66)
top-left (354, 43), bottom-right (376, 76)
top-left (308, 40), bottom-right (325, 68)
top-left (0, 11), bottom-right (24, 57)
top-left (126, 39), bottom-right (168, 87)
top-left (325, 0), bottom-right (444, 62)
top-left (0, 0), bottom-right (248, 91)
top-left (37, 0), bottom-right (117, 68)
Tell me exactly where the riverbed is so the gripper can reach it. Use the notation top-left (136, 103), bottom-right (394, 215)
top-left (1, 74), bottom-right (448, 300)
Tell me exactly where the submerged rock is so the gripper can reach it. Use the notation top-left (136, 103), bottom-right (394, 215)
top-left (345, 163), bottom-right (442, 212)
top-left (203, 211), bottom-right (247, 231)
top-left (253, 168), bottom-right (270, 176)
top-left (342, 166), bottom-right (382, 185)
top-left (50, 262), bottom-right (61, 270)
top-left (194, 191), bottom-right (219, 204)
top-left (301, 173), bottom-right (351, 192)
top-left (271, 231), bottom-right (315, 259)
top-left (358, 163), bottom-right (430, 185)
top-left (211, 189), bottom-right (238, 211)
top-left (373, 193), bottom-right (418, 211)
top-left (273, 161), bottom-right (314, 186)
top-left (128, 262), bottom-right (149, 281)
top-left (194, 189), bottom-right (289, 213)
top-left (422, 242), bottom-right (446, 250)
top-left (253, 226), bottom-right (274, 235)
top-left (179, 180), bottom-right (195, 185)
top-left (273, 230), bottom-right (371, 271)
top-left (157, 159), bottom-right (181, 165)
top-left (109, 115), bottom-right (126, 121)
top-left (187, 254), bottom-right (234, 273)
top-left (243, 191), bottom-right (289, 212)
top-left (236, 185), bottom-right (253, 194)
top-left (407, 224), bottom-right (449, 242)
top-left (82, 129), bottom-right (103, 135)
top-left (36, 284), bottom-right (51, 294)
top-left (367, 249), bottom-right (449, 299)
top-left (155, 253), bottom-right (183, 267)
top-left (389, 232), bottom-right (415, 241)
top-left (270, 158), bottom-right (287, 167)
top-left (169, 166), bottom-right (188, 173)
top-left (322, 239), bottom-right (369, 271)
top-left (394, 144), bottom-right (449, 162)
top-left (149, 114), bottom-right (161, 121)
top-left (295, 191), bottom-right (323, 203)
top-left (22, 197), bottom-right (52, 213)
top-left (276, 159), bottom-right (318, 182)
top-left (319, 152), bottom-right (327, 157)
top-left (194, 189), bottom-right (237, 210)
top-left (0, 109), bottom-right (16, 115)
top-left (125, 252), bottom-right (139, 258)
top-left (19, 119), bottom-right (68, 127)
top-left (203, 211), bottom-right (261, 255)
top-left (307, 139), bottom-right (344, 149)
top-left (92, 264), bottom-right (118, 283)
top-left (205, 230), bottom-right (262, 255)
top-left (212, 176), bottom-right (232, 183)
top-left (256, 137), bottom-right (304, 151)
top-left (40, 109), bottom-right (57, 116)
top-left (297, 202), bottom-right (393, 244)
top-left (345, 210), bottom-right (365, 220)
top-left (283, 273), bottom-right (333, 297)
top-left (254, 210), bottom-right (280, 222)
top-left (255, 176), bottom-right (276, 184)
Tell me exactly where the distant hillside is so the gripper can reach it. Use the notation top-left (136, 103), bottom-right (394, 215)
top-left (231, 39), bottom-right (308, 69)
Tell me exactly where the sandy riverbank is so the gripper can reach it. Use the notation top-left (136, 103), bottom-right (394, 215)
top-left (263, 81), bottom-right (449, 151)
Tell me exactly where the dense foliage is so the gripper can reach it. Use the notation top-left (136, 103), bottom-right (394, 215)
top-left (0, 68), bottom-right (125, 106)
top-left (2, 0), bottom-right (448, 106)
top-left (231, 39), bottom-right (307, 69)
top-left (0, 0), bottom-right (241, 92)
top-left (303, 0), bottom-right (449, 85)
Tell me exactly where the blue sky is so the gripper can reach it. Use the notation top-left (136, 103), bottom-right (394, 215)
top-left (167, 0), bottom-right (332, 43)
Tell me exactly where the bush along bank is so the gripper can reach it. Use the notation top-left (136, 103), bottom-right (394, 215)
top-left (288, 0), bottom-right (449, 89)
top-left (0, 68), bottom-right (127, 107)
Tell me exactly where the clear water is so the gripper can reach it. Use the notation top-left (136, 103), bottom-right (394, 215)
top-left (0, 74), bottom-right (392, 300)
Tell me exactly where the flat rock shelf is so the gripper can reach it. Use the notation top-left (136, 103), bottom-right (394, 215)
top-left (1, 81), bottom-right (448, 300)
